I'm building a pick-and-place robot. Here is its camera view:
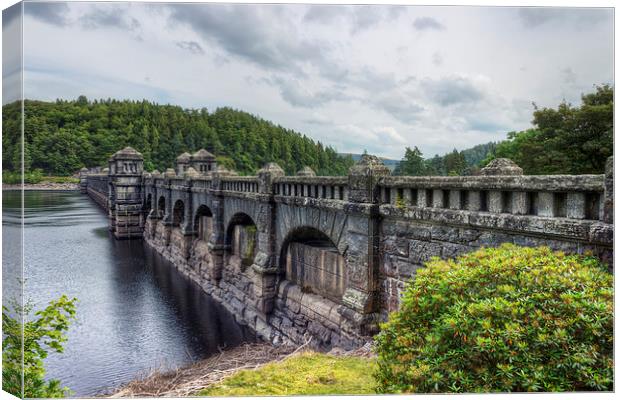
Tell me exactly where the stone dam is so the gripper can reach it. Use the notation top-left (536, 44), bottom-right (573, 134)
top-left (81, 147), bottom-right (614, 349)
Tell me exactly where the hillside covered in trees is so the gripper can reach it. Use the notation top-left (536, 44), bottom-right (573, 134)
top-left (2, 97), bottom-right (354, 176)
top-left (393, 85), bottom-right (613, 176)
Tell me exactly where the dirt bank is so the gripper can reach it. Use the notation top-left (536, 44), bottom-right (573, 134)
top-left (107, 343), bottom-right (295, 398)
top-left (106, 341), bottom-right (374, 398)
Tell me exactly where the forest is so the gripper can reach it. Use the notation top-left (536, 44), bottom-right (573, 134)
top-left (1, 97), bottom-right (354, 176)
top-left (393, 84), bottom-right (613, 176)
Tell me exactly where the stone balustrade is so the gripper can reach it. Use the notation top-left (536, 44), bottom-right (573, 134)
top-left (274, 176), bottom-right (349, 200)
top-left (379, 174), bottom-right (605, 220)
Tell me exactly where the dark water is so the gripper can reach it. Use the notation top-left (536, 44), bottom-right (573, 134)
top-left (2, 191), bottom-right (255, 396)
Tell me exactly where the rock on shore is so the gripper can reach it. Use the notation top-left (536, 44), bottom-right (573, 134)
top-left (2, 183), bottom-right (79, 191)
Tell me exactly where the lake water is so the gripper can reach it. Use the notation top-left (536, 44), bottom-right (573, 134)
top-left (2, 190), bottom-right (255, 396)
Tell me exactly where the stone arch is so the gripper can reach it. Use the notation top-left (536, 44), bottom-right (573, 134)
top-left (279, 226), bottom-right (348, 303)
top-left (157, 196), bottom-right (166, 218)
top-left (194, 204), bottom-right (213, 241)
top-left (275, 204), bottom-right (349, 260)
top-left (172, 199), bottom-right (185, 227)
top-left (225, 212), bottom-right (258, 270)
top-left (222, 197), bottom-right (264, 236)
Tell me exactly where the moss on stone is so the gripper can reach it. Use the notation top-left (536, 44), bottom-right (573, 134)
top-left (198, 352), bottom-right (376, 396)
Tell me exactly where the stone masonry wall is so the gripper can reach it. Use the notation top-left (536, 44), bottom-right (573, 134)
top-left (86, 149), bottom-right (614, 350)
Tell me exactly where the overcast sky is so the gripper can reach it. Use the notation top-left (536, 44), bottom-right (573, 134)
top-left (2, 1), bottom-right (614, 159)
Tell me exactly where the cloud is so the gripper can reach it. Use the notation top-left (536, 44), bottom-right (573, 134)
top-left (303, 5), bottom-right (341, 24)
top-left (167, 4), bottom-right (327, 74)
top-left (176, 41), bottom-right (205, 55)
top-left (413, 17), bottom-right (444, 31)
top-left (24, 2), bottom-right (70, 26)
top-left (303, 5), bottom-right (404, 33)
top-left (561, 67), bottom-right (577, 84)
top-left (270, 77), bottom-right (350, 108)
top-left (432, 52), bottom-right (443, 66)
top-left (373, 92), bottom-right (425, 123)
top-left (80, 6), bottom-right (141, 32)
top-left (420, 75), bottom-right (486, 106)
top-left (376, 126), bottom-right (407, 144)
top-left (518, 8), bottom-right (609, 28)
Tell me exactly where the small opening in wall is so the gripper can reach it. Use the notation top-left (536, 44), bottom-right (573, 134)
top-left (554, 192), bottom-right (567, 218)
top-left (410, 188), bottom-right (418, 205)
top-left (527, 192), bottom-right (538, 215)
top-left (480, 191), bottom-right (488, 212)
top-left (397, 188), bottom-right (404, 204)
top-left (460, 190), bottom-right (469, 210)
top-left (384, 187), bottom-right (391, 204)
top-left (425, 189), bottom-right (433, 207)
top-left (585, 192), bottom-right (601, 220)
top-left (442, 190), bottom-right (450, 208)
top-left (501, 191), bottom-right (511, 213)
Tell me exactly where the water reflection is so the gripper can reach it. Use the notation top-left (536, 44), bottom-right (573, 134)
top-left (2, 191), bottom-right (255, 396)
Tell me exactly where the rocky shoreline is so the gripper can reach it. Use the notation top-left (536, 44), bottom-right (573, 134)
top-left (2, 183), bottom-right (79, 191)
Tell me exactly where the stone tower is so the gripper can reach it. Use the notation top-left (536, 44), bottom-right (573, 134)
top-left (108, 147), bottom-right (144, 239)
top-left (191, 149), bottom-right (217, 174)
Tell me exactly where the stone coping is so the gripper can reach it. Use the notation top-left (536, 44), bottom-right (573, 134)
top-left (380, 174), bottom-right (604, 192)
top-left (274, 176), bottom-right (348, 185)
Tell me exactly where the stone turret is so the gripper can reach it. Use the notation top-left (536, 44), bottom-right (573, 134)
top-left (297, 166), bottom-right (316, 177)
top-left (108, 147), bottom-right (144, 239)
top-left (191, 149), bottom-right (217, 174)
top-left (176, 152), bottom-right (191, 175)
top-left (480, 158), bottom-right (523, 176)
top-left (79, 167), bottom-right (89, 194)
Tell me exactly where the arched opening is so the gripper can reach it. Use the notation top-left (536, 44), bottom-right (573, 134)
top-left (280, 227), bottom-right (346, 303)
top-left (157, 196), bottom-right (166, 218)
top-left (172, 200), bottom-right (185, 227)
top-left (226, 213), bottom-right (257, 270)
top-left (194, 205), bottom-right (213, 241)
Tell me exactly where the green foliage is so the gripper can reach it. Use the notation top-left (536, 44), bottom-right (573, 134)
top-left (393, 146), bottom-right (428, 176)
top-left (198, 352), bottom-right (375, 396)
top-left (2, 169), bottom-right (44, 184)
top-left (3, 295), bottom-right (77, 398)
top-left (374, 244), bottom-right (613, 393)
top-left (2, 98), bottom-right (353, 176)
top-left (483, 85), bottom-right (613, 174)
top-left (395, 194), bottom-right (407, 210)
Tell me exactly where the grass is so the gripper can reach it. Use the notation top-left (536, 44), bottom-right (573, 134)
top-left (43, 176), bottom-right (80, 184)
top-left (198, 351), bottom-right (376, 396)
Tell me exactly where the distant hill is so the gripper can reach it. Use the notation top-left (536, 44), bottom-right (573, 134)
top-left (460, 142), bottom-right (498, 167)
top-left (339, 153), bottom-right (401, 172)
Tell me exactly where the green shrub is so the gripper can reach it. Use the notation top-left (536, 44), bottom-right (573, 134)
top-left (3, 295), bottom-right (77, 398)
top-left (374, 244), bottom-right (613, 393)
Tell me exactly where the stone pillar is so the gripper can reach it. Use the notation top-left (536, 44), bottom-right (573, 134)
top-left (603, 156), bottom-right (613, 223)
top-left (467, 191), bottom-right (482, 211)
top-left (208, 166), bottom-right (233, 281)
top-left (252, 163), bottom-right (285, 314)
top-left (79, 167), bottom-right (89, 194)
top-left (512, 192), bottom-right (528, 215)
top-left (341, 154), bottom-right (390, 337)
top-left (108, 147), bottom-right (144, 239)
top-left (177, 169), bottom-right (198, 259)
